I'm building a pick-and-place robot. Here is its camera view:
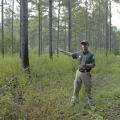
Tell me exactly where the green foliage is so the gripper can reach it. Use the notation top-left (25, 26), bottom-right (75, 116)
top-left (0, 53), bottom-right (120, 119)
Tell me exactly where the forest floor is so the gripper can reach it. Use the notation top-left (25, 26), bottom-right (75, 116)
top-left (0, 53), bottom-right (120, 120)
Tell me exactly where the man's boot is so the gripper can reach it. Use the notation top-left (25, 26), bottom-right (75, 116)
top-left (88, 96), bottom-right (96, 111)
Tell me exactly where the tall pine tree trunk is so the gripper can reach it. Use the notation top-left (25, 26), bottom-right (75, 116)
top-left (57, 0), bottom-right (60, 56)
top-left (85, 0), bottom-right (88, 41)
top-left (109, 0), bottom-right (112, 52)
top-left (68, 0), bottom-right (71, 52)
top-left (1, 0), bottom-right (4, 58)
top-left (11, 0), bottom-right (14, 55)
top-left (105, 0), bottom-right (109, 56)
top-left (49, 0), bottom-right (53, 59)
top-left (40, 14), bottom-right (43, 55)
top-left (40, 8), bottom-right (43, 55)
top-left (38, 0), bottom-right (41, 56)
top-left (98, 0), bottom-right (101, 51)
top-left (63, 7), bottom-right (67, 51)
top-left (20, 1), bottom-right (22, 58)
top-left (20, 0), bottom-right (30, 71)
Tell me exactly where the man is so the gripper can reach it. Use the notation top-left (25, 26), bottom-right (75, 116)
top-left (71, 40), bottom-right (95, 109)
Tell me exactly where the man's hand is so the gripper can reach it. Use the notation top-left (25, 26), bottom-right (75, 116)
top-left (79, 64), bottom-right (86, 70)
top-left (81, 64), bottom-right (86, 68)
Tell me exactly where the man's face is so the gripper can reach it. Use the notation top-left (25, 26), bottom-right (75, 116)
top-left (81, 43), bottom-right (89, 51)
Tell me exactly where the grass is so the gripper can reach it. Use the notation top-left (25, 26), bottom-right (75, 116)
top-left (0, 53), bottom-right (120, 120)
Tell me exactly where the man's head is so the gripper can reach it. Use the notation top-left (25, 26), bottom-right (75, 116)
top-left (80, 40), bottom-right (89, 51)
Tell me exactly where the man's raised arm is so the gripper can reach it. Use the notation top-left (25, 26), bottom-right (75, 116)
top-left (58, 48), bottom-right (79, 59)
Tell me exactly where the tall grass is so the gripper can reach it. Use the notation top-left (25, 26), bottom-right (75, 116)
top-left (0, 53), bottom-right (120, 119)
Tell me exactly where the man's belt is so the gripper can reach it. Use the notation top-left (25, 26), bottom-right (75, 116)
top-left (79, 69), bottom-right (90, 72)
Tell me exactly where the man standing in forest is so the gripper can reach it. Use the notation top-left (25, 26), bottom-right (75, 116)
top-left (70, 40), bottom-right (95, 109)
